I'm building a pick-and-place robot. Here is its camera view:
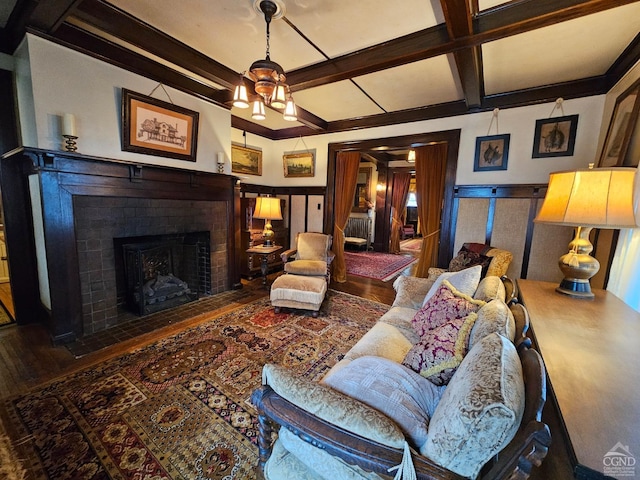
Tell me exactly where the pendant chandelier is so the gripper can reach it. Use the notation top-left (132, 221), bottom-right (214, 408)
top-left (233, 0), bottom-right (297, 122)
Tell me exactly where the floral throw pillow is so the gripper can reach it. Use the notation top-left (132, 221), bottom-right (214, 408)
top-left (411, 280), bottom-right (485, 338)
top-left (448, 247), bottom-right (493, 276)
top-left (403, 313), bottom-right (478, 386)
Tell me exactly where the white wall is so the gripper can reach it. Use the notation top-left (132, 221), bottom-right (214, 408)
top-left (232, 95), bottom-right (604, 187)
top-left (17, 34), bottom-right (231, 173)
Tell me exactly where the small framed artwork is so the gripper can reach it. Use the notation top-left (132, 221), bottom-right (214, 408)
top-left (231, 144), bottom-right (262, 176)
top-left (474, 134), bottom-right (510, 171)
top-left (121, 88), bottom-right (199, 161)
top-left (283, 150), bottom-right (315, 177)
top-left (598, 80), bottom-right (640, 167)
top-left (532, 114), bottom-right (579, 158)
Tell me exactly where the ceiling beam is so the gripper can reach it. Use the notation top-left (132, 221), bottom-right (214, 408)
top-left (72, 0), bottom-right (239, 90)
top-left (440, 0), bottom-right (483, 109)
top-left (285, 0), bottom-right (640, 91)
top-left (0, 0), bottom-right (82, 54)
top-left (45, 23), bottom-right (229, 105)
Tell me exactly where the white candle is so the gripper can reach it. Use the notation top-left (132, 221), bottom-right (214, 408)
top-left (217, 152), bottom-right (225, 164)
top-left (62, 113), bottom-right (77, 136)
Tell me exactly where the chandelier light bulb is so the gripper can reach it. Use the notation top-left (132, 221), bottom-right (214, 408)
top-left (252, 98), bottom-right (266, 120)
top-left (232, 83), bottom-right (249, 108)
top-left (283, 95), bottom-right (297, 121)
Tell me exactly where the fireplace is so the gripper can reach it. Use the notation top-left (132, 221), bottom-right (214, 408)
top-left (115, 231), bottom-right (211, 316)
top-left (1, 148), bottom-right (240, 344)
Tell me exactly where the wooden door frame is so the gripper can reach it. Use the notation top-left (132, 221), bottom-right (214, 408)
top-left (325, 129), bottom-right (460, 266)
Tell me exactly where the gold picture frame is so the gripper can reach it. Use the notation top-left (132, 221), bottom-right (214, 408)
top-left (283, 150), bottom-right (315, 177)
top-left (121, 88), bottom-right (199, 162)
top-left (232, 144), bottom-right (262, 176)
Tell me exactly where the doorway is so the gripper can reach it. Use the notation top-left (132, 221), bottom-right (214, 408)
top-left (325, 130), bottom-right (460, 267)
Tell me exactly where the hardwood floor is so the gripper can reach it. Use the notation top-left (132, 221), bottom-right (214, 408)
top-left (0, 268), bottom-right (402, 398)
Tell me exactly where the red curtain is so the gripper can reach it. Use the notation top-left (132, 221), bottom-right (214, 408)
top-left (389, 172), bottom-right (412, 254)
top-left (332, 152), bottom-right (361, 282)
top-left (415, 144), bottom-right (448, 277)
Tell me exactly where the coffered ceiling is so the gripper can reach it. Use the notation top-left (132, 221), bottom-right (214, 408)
top-left (1, 0), bottom-right (640, 140)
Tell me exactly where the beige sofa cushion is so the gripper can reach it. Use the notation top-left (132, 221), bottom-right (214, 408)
top-left (469, 298), bottom-right (516, 349)
top-left (422, 265), bottom-right (482, 306)
top-left (262, 364), bottom-right (405, 449)
top-left (422, 333), bottom-right (524, 478)
top-left (473, 275), bottom-right (506, 302)
top-left (323, 356), bottom-right (443, 448)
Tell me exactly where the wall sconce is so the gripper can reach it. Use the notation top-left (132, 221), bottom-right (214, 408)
top-left (217, 152), bottom-right (225, 173)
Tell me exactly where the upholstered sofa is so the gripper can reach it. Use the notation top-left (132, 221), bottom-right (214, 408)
top-left (252, 267), bottom-right (550, 480)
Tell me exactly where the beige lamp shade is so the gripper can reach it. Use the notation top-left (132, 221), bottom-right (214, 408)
top-left (535, 167), bottom-right (638, 228)
top-left (253, 197), bottom-right (283, 221)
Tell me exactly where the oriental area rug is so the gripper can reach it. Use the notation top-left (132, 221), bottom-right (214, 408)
top-left (0, 290), bottom-right (388, 480)
top-left (344, 251), bottom-right (417, 281)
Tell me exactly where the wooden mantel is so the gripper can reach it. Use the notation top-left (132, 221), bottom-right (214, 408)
top-left (0, 147), bottom-right (241, 343)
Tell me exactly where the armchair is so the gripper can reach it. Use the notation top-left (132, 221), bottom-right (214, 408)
top-left (280, 232), bottom-right (335, 283)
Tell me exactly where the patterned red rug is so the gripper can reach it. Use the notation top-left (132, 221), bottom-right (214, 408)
top-left (345, 251), bottom-right (417, 281)
top-left (400, 238), bottom-right (423, 252)
top-left (0, 291), bottom-right (388, 480)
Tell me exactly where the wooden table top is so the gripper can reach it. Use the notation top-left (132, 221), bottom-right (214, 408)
top-left (246, 244), bottom-right (281, 254)
top-left (518, 279), bottom-right (640, 477)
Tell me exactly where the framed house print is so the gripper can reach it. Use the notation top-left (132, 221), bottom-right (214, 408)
top-left (121, 88), bottom-right (199, 161)
top-left (532, 114), bottom-right (579, 158)
top-left (283, 150), bottom-right (315, 177)
top-left (231, 144), bottom-right (262, 176)
top-left (474, 134), bottom-right (510, 171)
top-left (598, 80), bottom-right (640, 167)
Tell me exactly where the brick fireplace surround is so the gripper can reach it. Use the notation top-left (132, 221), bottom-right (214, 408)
top-left (0, 148), bottom-right (241, 344)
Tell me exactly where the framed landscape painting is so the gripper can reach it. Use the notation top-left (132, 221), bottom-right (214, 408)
top-left (231, 144), bottom-right (262, 176)
top-left (474, 134), bottom-right (510, 171)
top-left (283, 150), bottom-right (315, 177)
top-left (532, 114), bottom-right (578, 158)
top-left (121, 88), bottom-right (199, 162)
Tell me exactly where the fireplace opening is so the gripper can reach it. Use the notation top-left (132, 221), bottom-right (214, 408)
top-left (114, 231), bottom-right (212, 316)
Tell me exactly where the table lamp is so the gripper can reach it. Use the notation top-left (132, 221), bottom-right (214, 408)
top-left (534, 167), bottom-right (638, 299)
top-left (253, 196), bottom-right (283, 247)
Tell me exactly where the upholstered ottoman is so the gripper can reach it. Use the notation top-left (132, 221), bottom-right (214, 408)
top-left (270, 274), bottom-right (327, 317)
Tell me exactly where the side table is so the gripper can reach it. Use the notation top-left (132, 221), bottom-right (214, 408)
top-left (246, 245), bottom-right (282, 286)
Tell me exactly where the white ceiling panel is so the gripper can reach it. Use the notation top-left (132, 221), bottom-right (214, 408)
top-left (293, 80), bottom-right (385, 121)
top-left (355, 54), bottom-right (463, 112)
top-left (108, 0), bottom-right (326, 72)
top-left (284, 0), bottom-right (444, 58)
top-left (484, 4), bottom-right (640, 95)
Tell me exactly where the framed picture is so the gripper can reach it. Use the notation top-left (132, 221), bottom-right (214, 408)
top-left (598, 80), bottom-right (640, 167)
top-left (532, 114), bottom-right (579, 158)
top-left (231, 144), bottom-right (262, 176)
top-left (474, 134), bottom-right (510, 171)
top-left (121, 88), bottom-right (199, 161)
top-left (283, 150), bottom-right (315, 177)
